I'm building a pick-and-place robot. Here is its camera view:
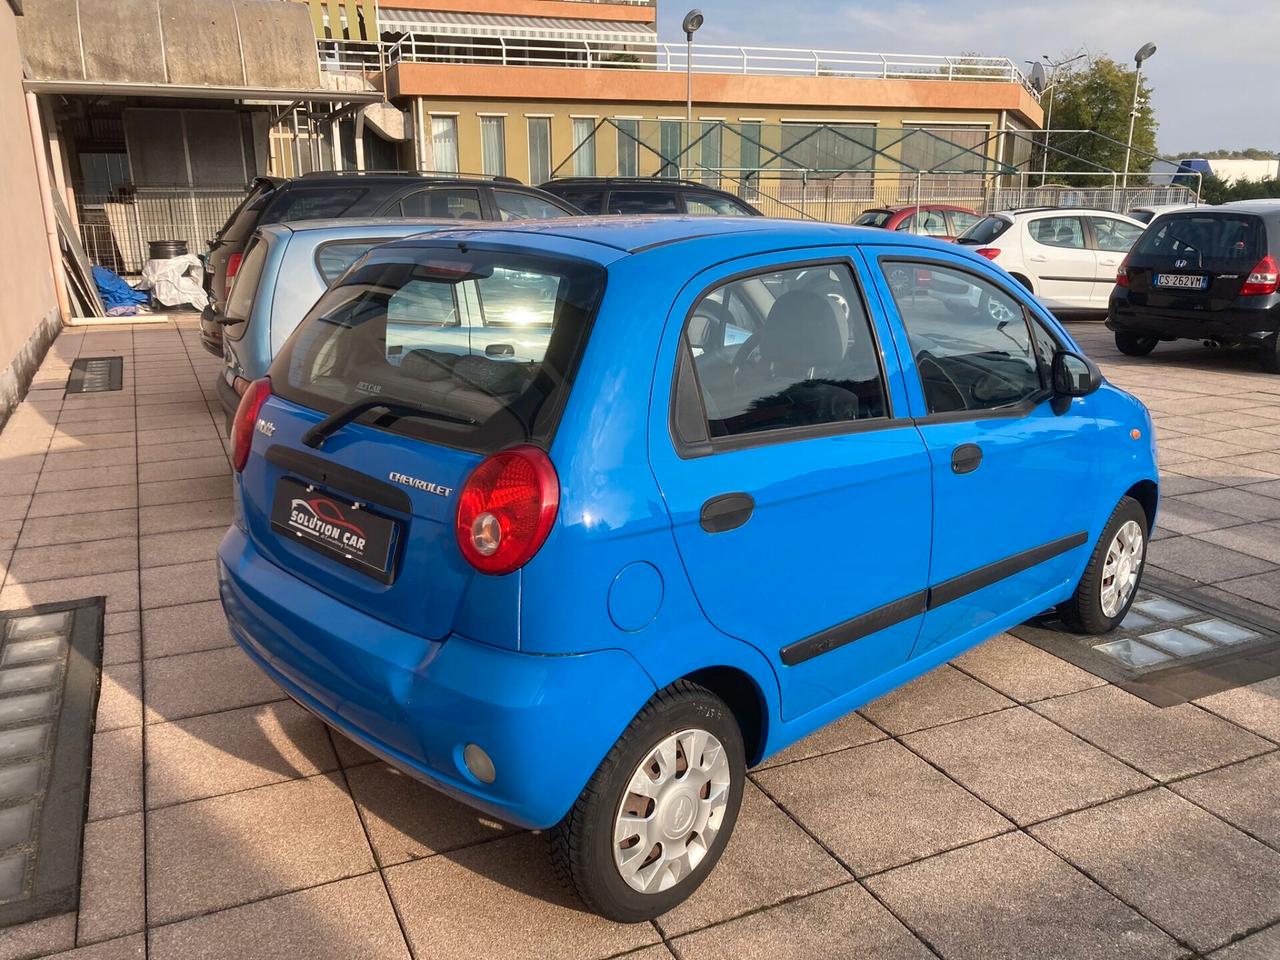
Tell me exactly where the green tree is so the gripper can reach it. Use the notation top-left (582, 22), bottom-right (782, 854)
top-left (1198, 174), bottom-right (1280, 204)
top-left (1041, 55), bottom-right (1158, 184)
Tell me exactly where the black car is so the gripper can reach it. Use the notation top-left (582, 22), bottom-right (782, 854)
top-left (1109, 202), bottom-right (1280, 371)
top-left (538, 177), bottom-right (762, 217)
top-left (199, 172), bottom-right (581, 356)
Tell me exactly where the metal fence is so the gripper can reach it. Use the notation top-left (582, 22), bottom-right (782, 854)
top-left (73, 183), bottom-right (248, 275)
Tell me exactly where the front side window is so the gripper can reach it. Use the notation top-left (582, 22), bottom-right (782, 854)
top-left (1090, 217), bottom-right (1144, 252)
top-left (681, 263), bottom-right (888, 441)
top-left (273, 247), bottom-right (605, 453)
top-left (553, 187), bottom-right (604, 214)
top-left (885, 260), bottom-right (1045, 415)
top-left (1028, 216), bottom-right (1086, 249)
top-left (399, 188), bottom-right (482, 220)
top-left (495, 190), bottom-right (573, 221)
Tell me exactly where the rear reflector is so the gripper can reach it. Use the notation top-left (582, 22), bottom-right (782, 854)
top-left (231, 378), bottom-right (271, 473)
top-left (1241, 255), bottom-right (1279, 297)
top-left (975, 248), bottom-right (1000, 260)
top-left (455, 446), bottom-right (559, 576)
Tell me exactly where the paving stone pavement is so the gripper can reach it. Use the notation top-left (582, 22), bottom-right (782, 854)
top-left (0, 318), bottom-right (1276, 960)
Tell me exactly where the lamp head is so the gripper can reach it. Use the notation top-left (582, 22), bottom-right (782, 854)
top-left (682, 9), bottom-right (704, 40)
top-left (1135, 42), bottom-right (1157, 66)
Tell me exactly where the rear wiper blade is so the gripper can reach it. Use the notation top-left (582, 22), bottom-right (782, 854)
top-left (302, 396), bottom-right (477, 449)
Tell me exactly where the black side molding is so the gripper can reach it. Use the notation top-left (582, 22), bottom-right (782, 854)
top-left (780, 591), bottom-right (928, 666)
top-left (265, 446), bottom-right (413, 515)
top-left (781, 530), bottom-right (1090, 667)
top-left (927, 531), bottom-right (1088, 609)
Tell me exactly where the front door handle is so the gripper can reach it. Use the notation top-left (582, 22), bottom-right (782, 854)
top-left (951, 443), bottom-right (983, 475)
top-left (700, 493), bottom-right (755, 533)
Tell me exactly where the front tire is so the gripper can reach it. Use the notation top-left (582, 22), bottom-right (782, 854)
top-left (1060, 496), bottom-right (1148, 635)
top-left (1115, 332), bottom-right (1159, 357)
top-left (1260, 334), bottom-right (1280, 374)
top-left (550, 681), bottom-right (745, 923)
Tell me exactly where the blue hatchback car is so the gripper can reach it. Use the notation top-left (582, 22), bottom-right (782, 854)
top-left (218, 217), bottom-right (1158, 921)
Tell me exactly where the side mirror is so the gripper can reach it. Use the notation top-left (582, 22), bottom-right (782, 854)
top-left (1052, 350), bottom-right (1102, 398)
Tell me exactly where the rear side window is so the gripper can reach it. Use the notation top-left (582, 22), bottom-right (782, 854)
top-left (1089, 217), bottom-right (1144, 253)
top-left (684, 194), bottom-right (753, 216)
top-left (399, 189), bottom-right (482, 219)
top-left (898, 210), bottom-right (949, 237)
top-left (222, 238), bottom-right (269, 341)
top-left (272, 248), bottom-right (606, 453)
top-left (679, 263), bottom-right (888, 443)
top-left (1133, 213), bottom-right (1263, 262)
top-left (1028, 216), bottom-right (1085, 249)
top-left (260, 187), bottom-right (366, 225)
top-left (608, 191), bottom-right (679, 214)
top-left (885, 261), bottom-right (1044, 415)
top-left (315, 241), bottom-right (380, 284)
top-left (494, 190), bottom-right (574, 221)
top-left (957, 216), bottom-right (1010, 245)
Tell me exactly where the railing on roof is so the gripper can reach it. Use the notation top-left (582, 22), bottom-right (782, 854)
top-left (319, 38), bottom-right (1033, 91)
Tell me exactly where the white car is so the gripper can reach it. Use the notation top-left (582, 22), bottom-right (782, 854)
top-left (956, 208), bottom-right (1147, 311)
top-left (1128, 203), bottom-right (1199, 224)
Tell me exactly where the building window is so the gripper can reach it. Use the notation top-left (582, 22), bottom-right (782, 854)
top-left (739, 121), bottom-right (763, 197)
top-left (616, 120), bottom-right (639, 178)
top-left (659, 121), bottom-right (682, 178)
top-left (898, 124), bottom-right (990, 201)
top-left (699, 122), bottom-right (723, 186)
top-left (572, 118), bottom-right (597, 177)
top-left (481, 117), bottom-right (506, 177)
top-left (431, 116), bottom-right (459, 173)
top-left (528, 117), bottom-right (551, 185)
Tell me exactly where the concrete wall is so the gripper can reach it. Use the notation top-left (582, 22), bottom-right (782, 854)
top-left (0, 3), bottom-right (61, 422)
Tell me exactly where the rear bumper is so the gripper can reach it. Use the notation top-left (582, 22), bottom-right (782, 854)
top-left (1108, 296), bottom-right (1280, 343)
top-left (199, 304), bottom-right (224, 357)
top-left (217, 526), bottom-right (655, 829)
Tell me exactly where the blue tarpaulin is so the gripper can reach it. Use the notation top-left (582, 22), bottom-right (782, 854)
top-left (92, 266), bottom-right (149, 310)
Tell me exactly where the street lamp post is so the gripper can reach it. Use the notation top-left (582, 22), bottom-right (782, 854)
top-left (1122, 42), bottom-right (1158, 189)
top-left (682, 9), bottom-right (704, 126)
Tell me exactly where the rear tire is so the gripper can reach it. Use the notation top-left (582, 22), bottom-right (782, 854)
top-left (1260, 334), bottom-right (1280, 374)
top-left (550, 680), bottom-right (746, 923)
top-left (1115, 332), bottom-right (1159, 357)
top-left (1060, 496), bottom-right (1148, 635)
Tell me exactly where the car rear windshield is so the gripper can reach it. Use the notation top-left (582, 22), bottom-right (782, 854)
top-left (855, 210), bottom-right (892, 228)
top-left (222, 237), bottom-right (269, 341)
top-left (259, 187), bottom-right (368, 226)
top-left (270, 246), bottom-right (606, 453)
top-left (217, 180), bottom-right (278, 245)
top-left (956, 216), bottom-right (1011, 245)
top-left (1132, 213), bottom-right (1265, 263)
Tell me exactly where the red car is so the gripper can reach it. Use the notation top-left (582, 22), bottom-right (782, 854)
top-left (854, 203), bottom-right (982, 241)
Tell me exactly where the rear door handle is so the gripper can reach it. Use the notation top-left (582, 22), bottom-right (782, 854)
top-left (951, 443), bottom-right (983, 475)
top-left (700, 493), bottom-right (755, 533)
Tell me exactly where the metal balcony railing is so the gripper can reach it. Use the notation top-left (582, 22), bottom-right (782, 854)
top-left (318, 38), bottom-right (1034, 91)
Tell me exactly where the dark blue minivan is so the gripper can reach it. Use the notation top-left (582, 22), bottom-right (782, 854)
top-left (219, 217), bottom-right (1158, 921)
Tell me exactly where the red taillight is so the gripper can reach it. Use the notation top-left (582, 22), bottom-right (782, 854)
top-left (231, 378), bottom-right (271, 473)
top-left (1116, 255), bottom-right (1132, 288)
top-left (975, 248), bottom-right (1000, 260)
top-left (225, 252), bottom-right (243, 281)
top-left (1240, 255), bottom-right (1279, 297)
top-left (455, 446), bottom-right (559, 576)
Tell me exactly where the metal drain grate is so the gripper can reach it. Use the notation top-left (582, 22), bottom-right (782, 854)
top-left (0, 599), bottom-right (102, 927)
top-left (66, 357), bottom-right (123, 394)
top-left (1013, 573), bottom-right (1280, 706)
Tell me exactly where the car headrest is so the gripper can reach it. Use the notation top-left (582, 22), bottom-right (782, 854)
top-left (760, 290), bottom-right (844, 378)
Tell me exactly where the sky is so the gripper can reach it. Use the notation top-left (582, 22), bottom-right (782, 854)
top-left (656, 1), bottom-right (1280, 155)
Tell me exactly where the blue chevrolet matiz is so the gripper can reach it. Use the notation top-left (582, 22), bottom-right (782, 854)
top-left (218, 217), bottom-right (1158, 921)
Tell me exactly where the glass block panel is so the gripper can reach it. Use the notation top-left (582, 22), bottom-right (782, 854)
top-left (0, 762), bottom-right (41, 802)
top-left (1092, 638), bottom-right (1171, 668)
top-left (0, 693), bottom-right (56, 725)
top-left (1141, 629), bottom-right (1217, 657)
top-left (0, 664), bottom-right (60, 696)
top-left (5, 613), bottom-right (71, 641)
top-left (0, 637), bottom-right (66, 667)
top-left (1133, 598), bottom-right (1197, 622)
top-left (0, 726), bottom-right (48, 763)
top-left (0, 803), bottom-right (34, 850)
top-left (1186, 619), bottom-right (1261, 646)
top-left (1120, 611), bottom-right (1153, 629)
top-left (0, 852), bottom-right (27, 901)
